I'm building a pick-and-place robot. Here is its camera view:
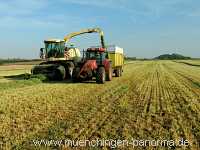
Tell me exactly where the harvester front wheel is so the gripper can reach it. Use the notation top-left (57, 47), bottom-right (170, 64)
top-left (53, 65), bottom-right (66, 80)
top-left (96, 67), bottom-right (105, 84)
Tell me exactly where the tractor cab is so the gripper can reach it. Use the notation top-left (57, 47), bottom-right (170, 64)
top-left (85, 47), bottom-right (107, 64)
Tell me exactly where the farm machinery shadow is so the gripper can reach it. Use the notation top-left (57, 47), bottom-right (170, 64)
top-left (3, 73), bottom-right (98, 84)
top-left (4, 74), bottom-right (31, 81)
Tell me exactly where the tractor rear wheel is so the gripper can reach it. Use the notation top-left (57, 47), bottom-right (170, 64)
top-left (96, 67), bottom-right (106, 84)
top-left (72, 67), bottom-right (80, 82)
top-left (106, 66), bottom-right (112, 81)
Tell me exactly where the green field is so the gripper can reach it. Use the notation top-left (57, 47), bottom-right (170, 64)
top-left (0, 60), bottom-right (200, 150)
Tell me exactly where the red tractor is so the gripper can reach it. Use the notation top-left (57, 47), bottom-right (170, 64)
top-left (72, 47), bottom-right (113, 84)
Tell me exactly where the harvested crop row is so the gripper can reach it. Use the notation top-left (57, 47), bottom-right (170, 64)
top-left (0, 61), bottom-right (200, 150)
top-left (161, 62), bottom-right (200, 149)
top-left (0, 62), bottom-right (146, 149)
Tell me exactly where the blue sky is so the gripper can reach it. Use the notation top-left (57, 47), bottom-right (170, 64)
top-left (0, 0), bottom-right (200, 58)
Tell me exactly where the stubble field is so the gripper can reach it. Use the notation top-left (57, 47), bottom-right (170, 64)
top-left (0, 60), bottom-right (199, 150)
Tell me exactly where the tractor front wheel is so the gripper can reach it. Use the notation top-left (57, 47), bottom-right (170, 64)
top-left (106, 66), bottom-right (112, 81)
top-left (96, 67), bottom-right (106, 84)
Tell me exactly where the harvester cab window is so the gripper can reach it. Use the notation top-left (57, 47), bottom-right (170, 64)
top-left (45, 42), bottom-right (65, 58)
top-left (60, 42), bottom-right (65, 51)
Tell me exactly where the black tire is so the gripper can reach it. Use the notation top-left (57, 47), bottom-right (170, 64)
top-left (106, 66), bottom-right (112, 81)
top-left (66, 62), bottom-right (75, 78)
top-left (119, 67), bottom-right (122, 76)
top-left (72, 67), bottom-right (80, 82)
top-left (96, 67), bottom-right (106, 84)
top-left (115, 68), bottom-right (120, 77)
top-left (53, 65), bottom-right (66, 80)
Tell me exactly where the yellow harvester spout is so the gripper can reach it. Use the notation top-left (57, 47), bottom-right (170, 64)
top-left (63, 28), bottom-right (105, 48)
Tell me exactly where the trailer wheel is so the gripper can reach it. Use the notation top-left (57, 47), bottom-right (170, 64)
top-left (115, 68), bottom-right (121, 77)
top-left (106, 66), bottom-right (112, 81)
top-left (96, 67), bottom-right (105, 84)
top-left (72, 67), bottom-right (80, 82)
top-left (119, 67), bottom-right (122, 76)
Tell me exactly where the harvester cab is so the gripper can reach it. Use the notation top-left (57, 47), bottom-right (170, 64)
top-left (40, 39), bottom-right (80, 60)
top-left (43, 39), bottom-right (66, 59)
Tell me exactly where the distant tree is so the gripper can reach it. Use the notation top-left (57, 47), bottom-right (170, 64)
top-left (154, 53), bottom-right (191, 60)
top-left (125, 57), bottom-right (137, 61)
top-left (0, 58), bottom-right (41, 65)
